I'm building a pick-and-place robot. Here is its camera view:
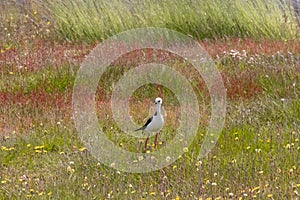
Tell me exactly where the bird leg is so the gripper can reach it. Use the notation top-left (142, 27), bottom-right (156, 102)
top-left (144, 136), bottom-right (149, 149)
top-left (154, 132), bottom-right (159, 148)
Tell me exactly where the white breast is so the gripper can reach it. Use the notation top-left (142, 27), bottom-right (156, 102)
top-left (145, 115), bottom-right (164, 132)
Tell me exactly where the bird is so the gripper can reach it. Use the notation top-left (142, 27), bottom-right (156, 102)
top-left (135, 97), bottom-right (165, 149)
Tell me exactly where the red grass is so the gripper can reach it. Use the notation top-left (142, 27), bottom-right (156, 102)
top-left (1, 37), bottom-right (299, 113)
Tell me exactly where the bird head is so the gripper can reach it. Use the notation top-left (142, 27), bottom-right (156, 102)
top-left (155, 97), bottom-right (163, 105)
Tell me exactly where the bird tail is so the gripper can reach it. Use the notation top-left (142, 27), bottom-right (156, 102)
top-left (135, 127), bottom-right (145, 131)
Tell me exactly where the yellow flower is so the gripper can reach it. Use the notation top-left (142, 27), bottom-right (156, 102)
top-left (252, 186), bottom-right (260, 192)
top-left (79, 147), bottom-right (87, 151)
top-left (38, 192), bottom-right (44, 196)
top-left (1, 146), bottom-right (7, 151)
top-left (34, 145), bottom-right (45, 150)
top-left (67, 166), bottom-right (74, 174)
top-left (267, 194), bottom-right (273, 198)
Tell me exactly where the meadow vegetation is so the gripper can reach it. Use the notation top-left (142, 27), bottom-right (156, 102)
top-left (0, 0), bottom-right (300, 199)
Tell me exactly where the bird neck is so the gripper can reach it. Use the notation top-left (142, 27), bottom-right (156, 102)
top-left (155, 104), bottom-right (162, 115)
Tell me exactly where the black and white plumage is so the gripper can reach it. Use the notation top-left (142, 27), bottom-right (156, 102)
top-left (135, 97), bottom-right (165, 149)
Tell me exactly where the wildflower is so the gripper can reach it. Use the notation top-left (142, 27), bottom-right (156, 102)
top-left (67, 166), bottom-right (74, 174)
top-left (38, 192), bottom-right (44, 196)
top-left (255, 149), bottom-right (261, 153)
top-left (79, 147), bottom-right (87, 151)
top-left (277, 168), bottom-right (282, 173)
top-left (9, 71), bottom-right (13, 75)
top-left (196, 161), bottom-right (202, 166)
top-left (183, 147), bottom-right (188, 152)
top-left (267, 194), bottom-right (273, 198)
top-left (1, 146), bottom-right (15, 151)
top-left (150, 192), bottom-right (156, 195)
top-left (166, 156), bottom-right (171, 162)
top-left (34, 145), bottom-right (45, 150)
top-left (138, 156), bottom-right (144, 161)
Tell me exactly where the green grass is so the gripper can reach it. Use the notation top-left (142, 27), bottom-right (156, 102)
top-left (0, 1), bottom-right (300, 199)
top-left (41, 0), bottom-right (300, 42)
top-left (1, 49), bottom-right (299, 199)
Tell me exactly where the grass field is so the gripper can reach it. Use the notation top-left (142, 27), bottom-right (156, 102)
top-left (1, 0), bottom-right (300, 199)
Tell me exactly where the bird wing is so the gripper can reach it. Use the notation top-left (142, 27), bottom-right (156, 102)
top-left (135, 116), bottom-right (153, 131)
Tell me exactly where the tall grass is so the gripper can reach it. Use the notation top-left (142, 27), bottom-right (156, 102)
top-left (41, 0), bottom-right (299, 42)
